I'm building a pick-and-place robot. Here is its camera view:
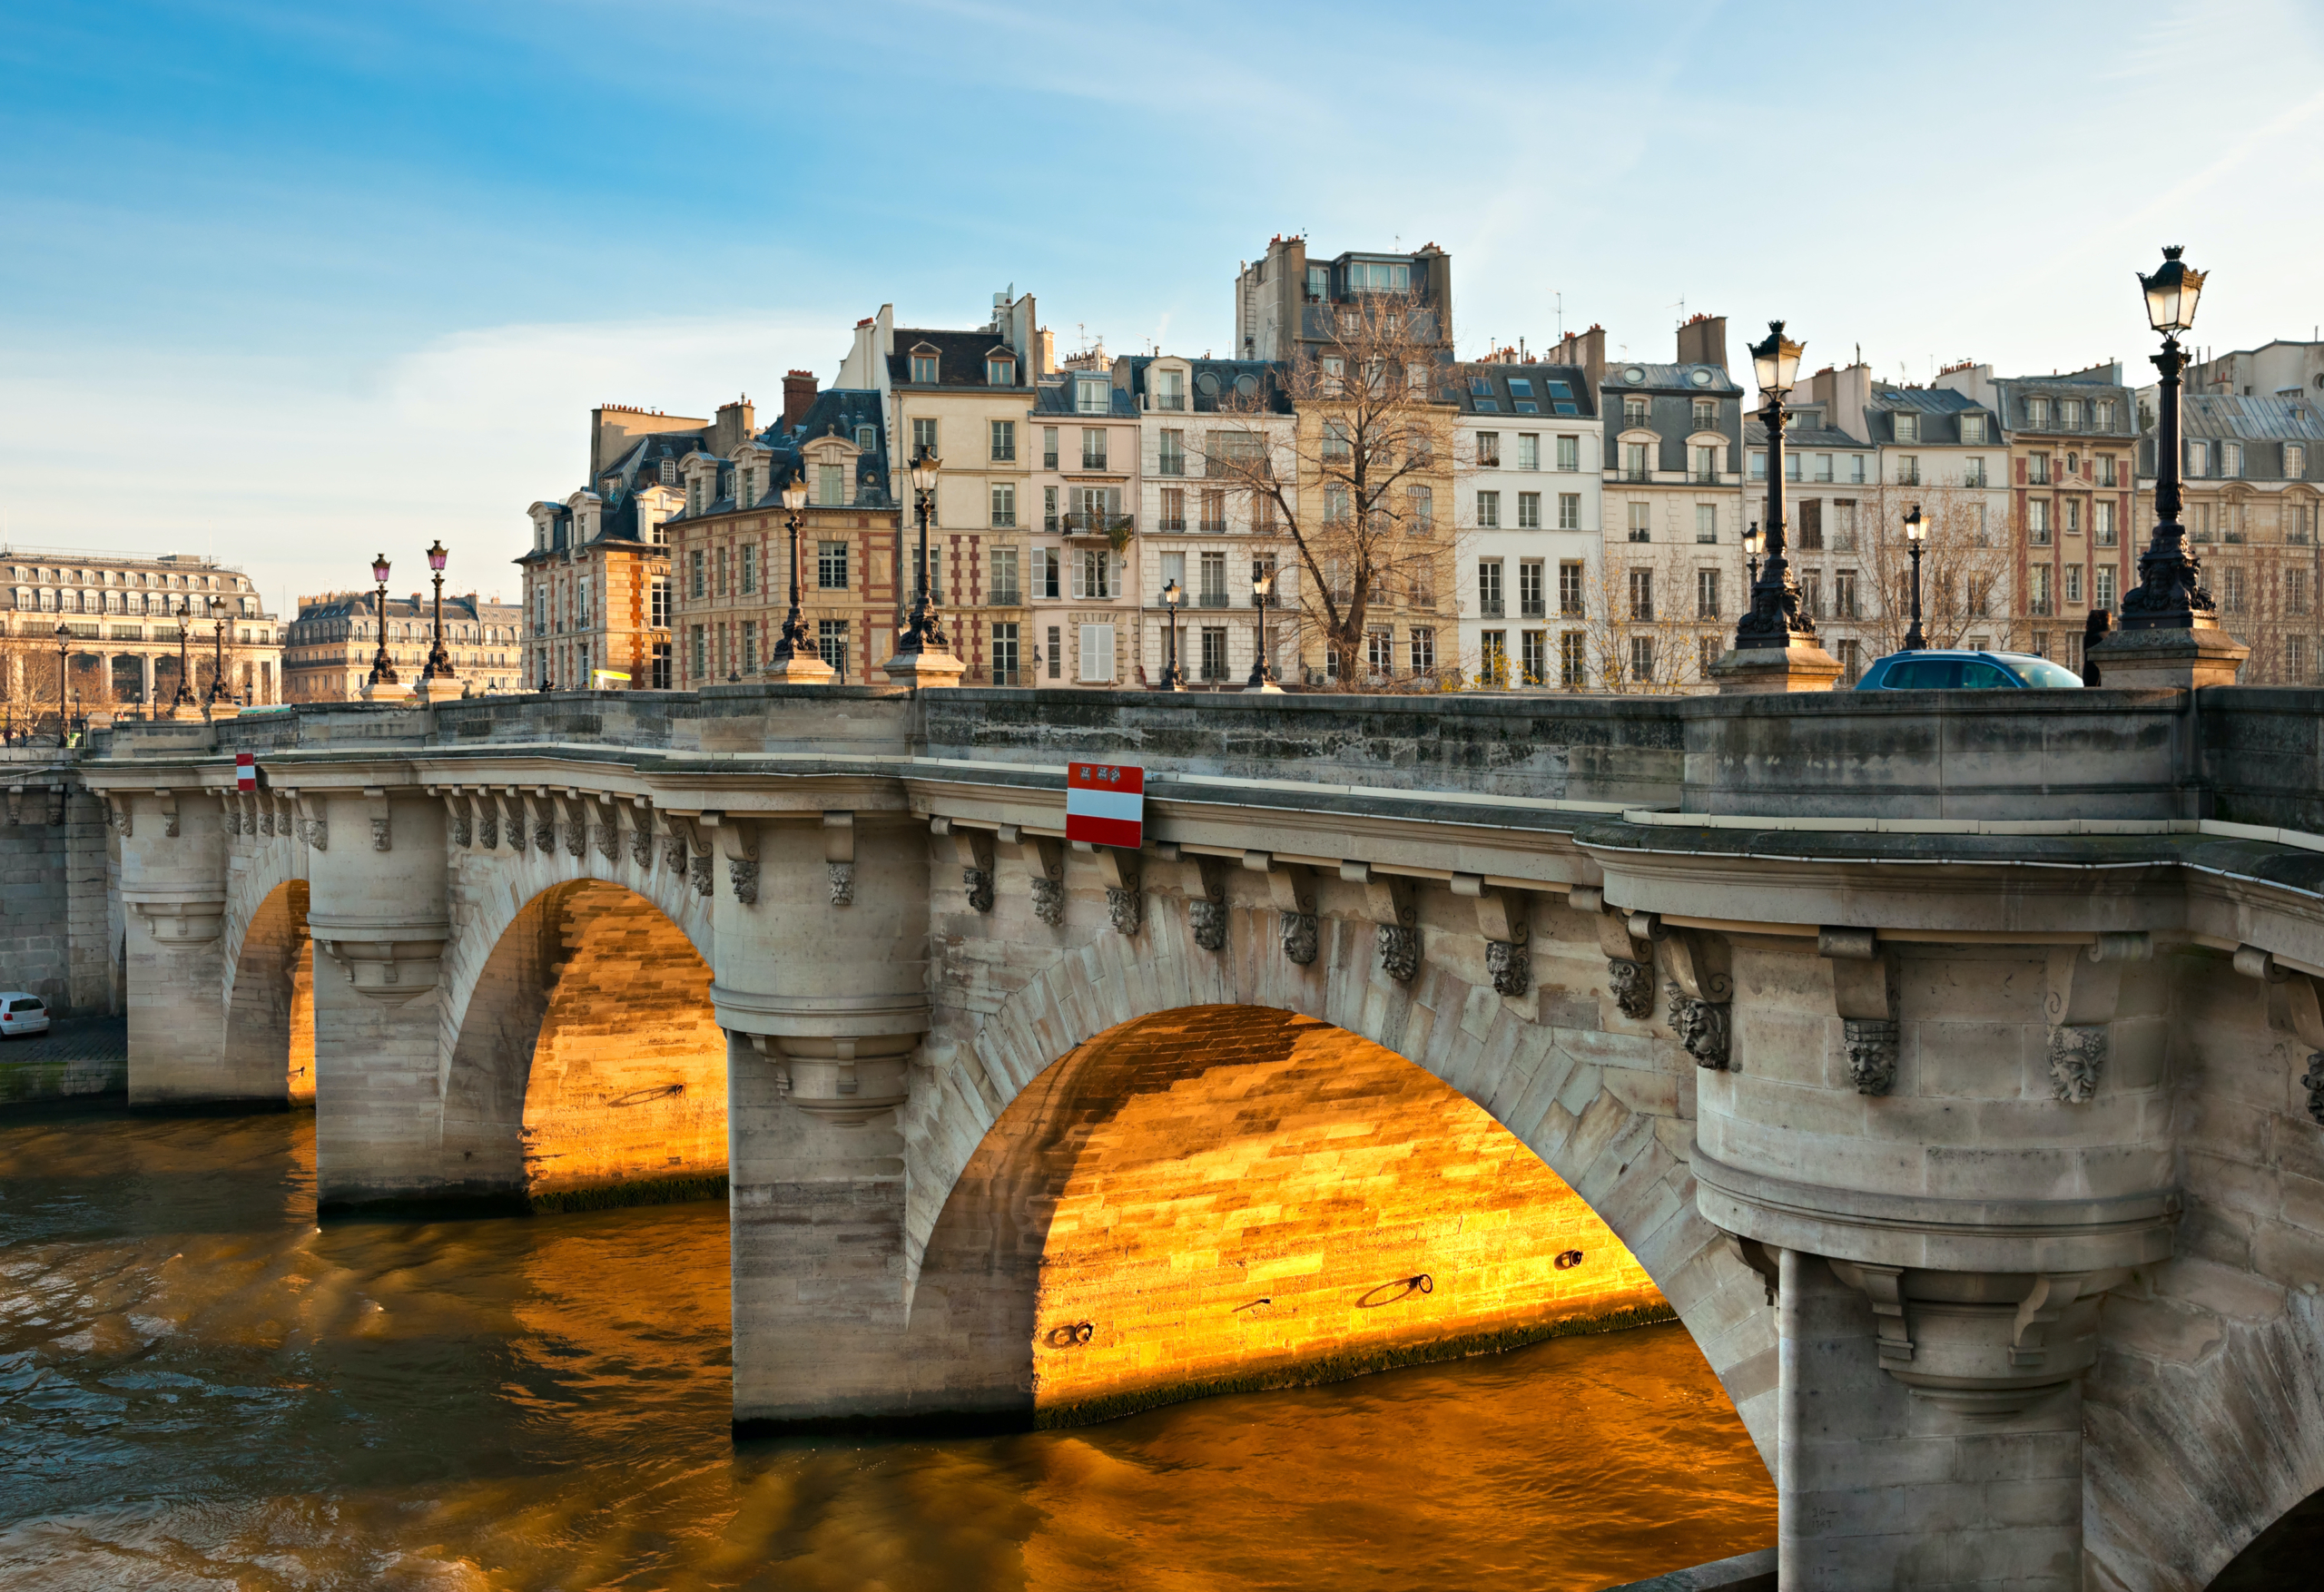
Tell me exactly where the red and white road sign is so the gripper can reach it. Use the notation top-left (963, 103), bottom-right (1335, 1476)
top-left (1065, 762), bottom-right (1143, 850)
top-left (235, 752), bottom-right (257, 791)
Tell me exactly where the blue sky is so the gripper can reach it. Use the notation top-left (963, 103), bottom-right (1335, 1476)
top-left (4, 0), bottom-right (2320, 610)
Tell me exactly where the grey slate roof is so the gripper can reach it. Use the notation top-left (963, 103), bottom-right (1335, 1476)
top-left (1034, 374), bottom-right (1140, 418)
top-left (1865, 384), bottom-right (1994, 446)
top-left (2144, 394), bottom-right (2324, 483)
top-left (1454, 362), bottom-right (1593, 418)
top-left (1120, 357), bottom-right (1294, 415)
top-left (1602, 361), bottom-right (1744, 397)
top-left (889, 328), bottom-right (1031, 391)
top-left (1745, 419), bottom-right (1873, 452)
top-left (1991, 365), bottom-right (2137, 437)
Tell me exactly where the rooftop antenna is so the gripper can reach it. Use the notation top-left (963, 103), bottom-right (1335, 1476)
top-left (1553, 290), bottom-right (1563, 341)
top-left (1669, 295), bottom-right (1686, 328)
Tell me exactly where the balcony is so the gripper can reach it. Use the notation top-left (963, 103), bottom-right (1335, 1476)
top-left (1156, 457), bottom-right (1186, 477)
top-left (1619, 468), bottom-right (1652, 483)
top-left (1157, 516), bottom-right (1187, 534)
top-left (1477, 598), bottom-right (1505, 618)
top-left (1693, 470), bottom-right (1721, 484)
top-left (1198, 520), bottom-right (1228, 536)
top-left (1520, 600), bottom-right (1546, 619)
top-left (1062, 512), bottom-right (1134, 537)
top-left (1196, 591), bottom-right (1233, 608)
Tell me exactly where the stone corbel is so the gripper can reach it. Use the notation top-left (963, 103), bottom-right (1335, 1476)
top-left (362, 787), bottom-right (391, 852)
top-left (742, 1032), bottom-right (911, 1126)
top-left (1728, 1235), bottom-right (1781, 1306)
top-left (1453, 874), bottom-right (1531, 997)
top-left (217, 791), bottom-right (241, 838)
top-left (615, 799), bottom-right (648, 868)
top-left (589, 794), bottom-right (618, 860)
top-left (664, 814), bottom-right (712, 898)
top-left (2266, 970), bottom-right (2324, 1125)
top-left (709, 814), bottom-right (759, 906)
top-left (154, 788), bottom-right (180, 839)
top-left (1245, 850), bottom-right (1317, 965)
top-left (104, 794), bottom-right (129, 836)
top-left (2044, 931), bottom-right (2150, 1103)
top-left (654, 806), bottom-right (684, 873)
top-left (1660, 922), bottom-right (1732, 1069)
top-left (1821, 927), bottom-right (1899, 1096)
top-left (932, 819), bottom-right (997, 913)
top-left (294, 792), bottom-right (328, 851)
top-left (552, 791), bottom-right (587, 858)
top-left (314, 935), bottom-right (447, 1004)
top-left (493, 789), bottom-right (523, 854)
top-left (1827, 1259), bottom-right (2122, 1415)
top-left (239, 791), bottom-right (261, 840)
top-left (1000, 824), bottom-right (1066, 927)
top-left (1588, 898), bottom-right (1656, 1020)
top-left (1080, 840), bottom-right (1142, 936)
top-left (1165, 845), bottom-right (1228, 952)
top-left (524, 789), bottom-right (556, 855)
top-left (437, 787), bottom-right (470, 849)
top-left (131, 898), bottom-right (227, 945)
top-left (1342, 861), bottom-right (1420, 983)
top-left (822, 811), bottom-right (854, 905)
top-left (6, 787), bottom-right (24, 827)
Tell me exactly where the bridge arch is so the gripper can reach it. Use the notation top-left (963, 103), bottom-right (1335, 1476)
top-left (439, 875), bottom-right (726, 1208)
top-left (220, 877), bottom-right (314, 1103)
top-left (904, 897), bottom-right (1778, 1451)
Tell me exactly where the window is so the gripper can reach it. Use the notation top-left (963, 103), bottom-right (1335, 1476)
top-left (1201, 626), bottom-right (1231, 683)
top-left (2026, 397), bottom-right (2050, 427)
top-left (1896, 455), bottom-right (1919, 486)
top-left (1684, 398), bottom-right (1713, 432)
top-left (2029, 499), bottom-right (2053, 545)
top-left (1157, 429), bottom-right (1185, 477)
top-left (2063, 498), bottom-right (2083, 538)
top-left (1556, 435), bottom-right (1580, 472)
top-left (1071, 548), bottom-right (1110, 600)
top-left (815, 462), bottom-right (844, 506)
top-left (2096, 454), bottom-right (2118, 487)
top-left (2291, 635), bottom-right (2310, 681)
top-left (1322, 419), bottom-right (1353, 461)
top-left (1837, 639), bottom-right (1862, 683)
top-left (688, 549), bottom-right (705, 598)
top-left (659, 459), bottom-right (678, 486)
top-left (2288, 444), bottom-right (2308, 477)
top-left (1159, 487), bottom-right (1187, 531)
top-left (2289, 568), bottom-right (2311, 614)
top-left (818, 540), bottom-right (849, 590)
top-left (1551, 630), bottom-right (1582, 687)
top-left (990, 549), bottom-right (1019, 605)
top-left (1627, 502), bottom-right (1652, 543)
top-left (1306, 265), bottom-right (1328, 300)
top-left (2060, 398), bottom-right (2083, 429)
top-left (1479, 631), bottom-right (1507, 684)
top-left (740, 621), bottom-right (758, 673)
top-left (1830, 499), bottom-right (1858, 552)
top-left (987, 357), bottom-right (1015, 388)
top-left (1200, 489), bottom-right (1226, 534)
top-left (911, 353), bottom-right (939, 383)
top-left (1517, 434), bottom-right (1540, 470)
top-left (987, 419), bottom-right (1015, 462)
top-left (1696, 568), bottom-right (1720, 619)
top-left (1695, 504), bottom-right (1718, 544)
top-left (689, 624), bottom-right (706, 679)
top-left (740, 545), bottom-right (758, 595)
top-left (1552, 492), bottom-right (1579, 531)
top-left (1961, 414), bottom-right (1986, 444)
top-left (1400, 626), bottom-right (1433, 676)
top-left (1039, 426), bottom-right (1059, 470)
top-left (1896, 414), bottom-right (1920, 443)
top-left (1813, 453), bottom-right (1833, 484)
top-left (1628, 567), bottom-right (1654, 622)
top-left (1078, 623), bottom-right (1116, 683)
top-left (1030, 547), bottom-right (1059, 599)
top-left (2187, 440), bottom-right (2209, 476)
top-left (1476, 431), bottom-right (1501, 467)
top-left (816, 619), bottom-right (849, 679)
top-left (1551, 560), bottom-right (1583, 619)
top-left (1622, 442), bottom-right (1650, 480)
top-left (1045, 624), bottom-right (1062, 678)
top-left (1695, 446), bottom-right (1720, 482)
top-left (1801, 570), bottom-right (1822, 618)
top-left (1964, 457), bottom-right (1987, 488)
top-left (1519, 559), bottom-right (1545, 618)
top-left (1517, 491), bottom-right (1541, 529)
top-left (714, 551), bottom-right (727, 598)
top-left (982, 622), bottom-right (1019, 683)
top-left (990, 482), bottom-right (1017, 527)
top-left (2030, 565), bottom-right (2053, 616)
top-left (1077, 378), bottom-right (1108, 414)
top-left (1408, 484), bottom-right (1434, 528)
top-left (1477, 558), bottom-right (1503, 616)
top-left (1833, 569), bottom-right (1857, 620)
top-left (1199, 550), bottom-right (1227, 604)
top-left (2064, 563), bottom-right (2083, 605)
top-left (1748, 450), bottom-right (1768, 480)
top-left (912, 418), bottom-right (938, 460)
top-left (1154, 369), bottom-right (1186, 411)
top-left (1623, 397), bottom-right (1649, 427)
top-left (1629, 635), bottom-right (1655, 683)
top-left (2221, 442), bottom-right (2243, 477)
top-left (1082, 428), bottom-right (1108, 470)
top-left (2218, 565), bottom-right (2248, 614)
top-left (1476, 490), bottom-right (1501, 528)
top-left (2095, 565), bottom-right (2118, 611)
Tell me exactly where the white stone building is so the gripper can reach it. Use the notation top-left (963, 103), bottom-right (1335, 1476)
top-left (1452, 359), bottom-right (1602, 687)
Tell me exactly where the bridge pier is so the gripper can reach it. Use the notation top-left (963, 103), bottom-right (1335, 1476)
top-left (110, 787), bottom-right (241, 1106)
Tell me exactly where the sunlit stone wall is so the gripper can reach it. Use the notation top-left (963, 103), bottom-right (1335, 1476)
top-left (224, 880), bottom-right (314, 1104)
top-left (911, 1005), bottom-right (1666, 1425)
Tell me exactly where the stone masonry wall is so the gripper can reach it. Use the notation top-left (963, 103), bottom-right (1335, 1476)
top-left (0, 782), bottom-right (114, 1016)
top-left (910, 1004), bottom-right (1665, 1425)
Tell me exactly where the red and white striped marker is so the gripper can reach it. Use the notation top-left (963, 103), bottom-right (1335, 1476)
top-left (235, 752), bottom-right (257, 791)
top-left (1064, 762), bottom-right (1143, 850)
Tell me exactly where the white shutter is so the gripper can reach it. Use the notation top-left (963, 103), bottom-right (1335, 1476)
top-left (1079, 624), bottom-right (1114, 683)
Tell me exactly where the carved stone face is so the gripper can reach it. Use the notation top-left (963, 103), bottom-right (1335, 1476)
top-left (1607, 958), bottom-right (1653, 1020)
top-left (2048, 1025), bottom-right (2108, 1104)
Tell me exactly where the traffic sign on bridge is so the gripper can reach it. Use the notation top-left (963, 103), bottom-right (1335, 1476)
top-left (1064, 762), bottom-right (1143, 850)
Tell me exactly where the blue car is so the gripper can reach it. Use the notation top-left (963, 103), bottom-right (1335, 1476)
top-left (1854, 649), bottom-right (2085, 691)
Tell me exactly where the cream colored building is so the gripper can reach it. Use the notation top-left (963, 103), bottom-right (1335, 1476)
top-left (1, 547), bottom-right (282, 714)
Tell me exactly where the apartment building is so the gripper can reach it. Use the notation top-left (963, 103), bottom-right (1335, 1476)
top-left (1744, 402), bottom-right (1878, 682)
top-left (518, 402), bottom-right (695, 689)
top-left (1, 549), bottom-right (282, 712)
top-left (1022, 354), bottom-right (1140, 686)
top-left (2188, 338), bottom-right (2324, 400)
top-left (1939, 361), bottom-right (2138, 673)
top-left (2136, 392), bottom-right (2324, 683)
top-left (834, 294), bottom-right (1041, 683)
top-left (1583, 315), bottom-right (1748, 690)
top-left (283, 591), bottom-right (523, 702)
top-left (1119, 354), bottom-right (1300, 688)
top-left (1233, 236), bottom-right (1452, 362)
top-left (1453, 358), bottom-right (1600, 687)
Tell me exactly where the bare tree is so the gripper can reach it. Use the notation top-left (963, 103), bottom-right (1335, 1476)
top-left (1554, 545), bottom-right (1728, 693)
top-left (1848, 484), bottom-right (2021, 656)
top-left (1206, 295), bottom-right (1460, 684)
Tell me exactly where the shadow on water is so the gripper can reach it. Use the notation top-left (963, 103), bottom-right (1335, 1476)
top-left (0, 1108), bottom-right (1772, 1591)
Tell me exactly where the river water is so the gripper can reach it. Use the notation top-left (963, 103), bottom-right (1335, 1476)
top-left (0, 1109), bottom-right (1773, 1591)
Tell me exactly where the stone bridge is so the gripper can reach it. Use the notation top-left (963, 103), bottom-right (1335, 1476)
top-left (75, 683), bottom-right (2324, 1590)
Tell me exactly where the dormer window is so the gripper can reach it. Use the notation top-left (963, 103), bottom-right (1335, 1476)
top-left (1960, 414), bottom-right (1986, 444)
top-left (1077, 377), bottom-right (1108, 414)
top-left (1156, 369), bottom-right (1186, 411)
top-left (659, 459), bottom-right (676, 486)
top-left (855, 424), bottom-right (876, 451)
top-left (602, 477), bottom-right (620, 499)
top-left (2026, 397), bottom-right (2050, 427)
top-left (986, 355), bottom-right (1015, 387)
top-left (911, 347), bottom-right (940, 383)
top-left (1895, 413), bottom-right (1920, 443)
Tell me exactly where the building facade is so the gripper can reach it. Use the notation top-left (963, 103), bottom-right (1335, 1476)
top-left (2135, 392), bottom-right (2324, 683)
top-left (1454, 357), bottom-right (1600, 688)
top-left (2188, 338), bottom-right (2324, 401)
top-left (1233, 236), bottom-right (1452, 363)
top-left (1026, 355), bottom-right (1141, 686)
top-left (1, 548), bottom-right (282, 716)
top-left (282, 591), bottom-right (524, 702)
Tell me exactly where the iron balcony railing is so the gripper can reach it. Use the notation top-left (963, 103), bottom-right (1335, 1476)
top-left (1197, 591), bottom-right (1232, 608)
top-left (1477, 598), bottom-right (1505, 618)
top-left (1061, 512), bottom-right (1134, 536)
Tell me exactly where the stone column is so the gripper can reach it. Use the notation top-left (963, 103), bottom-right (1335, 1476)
top-left (302, 785), bottom-right (450, 1209)
top-left (711, 808), bottom-right (930, 1426)
top-left (112, 785), bottom-right (241, 1104)
top-left (141, 652), bottom-right (154, 707)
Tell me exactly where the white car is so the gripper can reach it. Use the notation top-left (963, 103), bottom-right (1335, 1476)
top-left (0, 994), bottom-right (50, 1037)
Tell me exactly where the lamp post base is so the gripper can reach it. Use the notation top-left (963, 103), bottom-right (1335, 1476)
top-left (764, 651), bottom-right (837, 686)
top-left (2082, 624), bottom-right (2248, 690)
top-left (361, 678), bottom-right (416, 704)
top-left (416, 677), bottom-right (465, 705)
top-left (879, 647), bottom-right (965, 691)
top-left (1706, 643), bottom-right (1845, 695)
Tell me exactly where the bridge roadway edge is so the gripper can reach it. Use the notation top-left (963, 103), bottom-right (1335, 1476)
top-left (65, 683), bottom-right (2324, 1591)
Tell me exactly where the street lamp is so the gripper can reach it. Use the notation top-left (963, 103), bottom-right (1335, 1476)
top-left (53, 624), bottom-right (69, 747)
top-left (1157, 579), bottom-right (1187, 690)
top-left (769, 476), bottom-right (812, 671)
top-left (206, 596), bottom-right (231, 705)
top-left (1744, 522), bottom-right (1763, 587)
top-left (1902, 506), bottom-right (1928, 652)
top-left (367, 555), bottom-right (399, 686)
top-left (2118, 246), bottom-right (2214, 631)
top-left (1733, 320), bottom-right (1817, 653)
top-left (170, 598), bottom-right (198, 708)
top-left (898, 451), bottom-right (946, 654)
top-left (420, 539), bottom-right (455, 683)
top-left (1246, 568), bottom-right (1279, 691)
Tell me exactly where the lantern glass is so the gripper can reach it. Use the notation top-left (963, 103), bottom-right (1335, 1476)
top-left (1743, 525), bottom-right (1762, 557)
top-left (1163, 579), bottom-right (1182, 609)
top-left (911, 452), bottom-right (940, 494)
top-left (1905, 506), bottom-right (1926, 544)
top-left (2139, 246), bottom-right (2205, 335)
top-left (1253, 570), bottom-right (1273, 596)
top-left (1749, 319), bottom-right (1804, 397)
top-left (427, 540), bottom-right (448, 573)
top-left (371, 555), bottom-right (391, 585)
top-left (781, 479), bottom-right (808, 513)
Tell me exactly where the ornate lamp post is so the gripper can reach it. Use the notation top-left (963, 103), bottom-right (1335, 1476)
top-left (1732, 321), bottom-right (1815, 653)
top-left (206, 596), bottom-right (231, 704)
top-left (1158, 579), bottom-right (1187, 690)
top-left (420, 539), bottom-right (455, 683)
top-left (54, 624), bottom-right (70, 746)
top-left (1245, 568), bottom-right (1281, 692)
top-left (770, 477), bottom-right (813, 668)
top-left (170, 598), bottom-right (198, 708)
top-left (1902, 506), bottom-right (1928, 652)
top-left (367, 555), bottom-right (399, 686)
top-left (897, 451), bottom-right (946, 654)
top-left (2118, 247), bottom-right (2211, 631)
top-left (1744, 522), bottom-right (1763, 587)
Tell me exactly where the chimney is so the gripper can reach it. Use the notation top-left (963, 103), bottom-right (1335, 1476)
top-left (1676, 312), bottom-right (1728, 371)
top-left (1551, 324), bottom-right (1607, 397)
top-left (1037, 326), bottom-right (1056, 376)
top-left (712, 395), bottom-right (754, 457)
top-left (782, 369), bottom-right (818, 432)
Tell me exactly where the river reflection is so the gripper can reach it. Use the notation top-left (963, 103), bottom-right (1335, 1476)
top-left (0, 1109), bottom-right (1772, 1590)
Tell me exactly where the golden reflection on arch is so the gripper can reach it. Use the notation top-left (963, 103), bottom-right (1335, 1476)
top-left (224, 879), bottom-right (314, 1104)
